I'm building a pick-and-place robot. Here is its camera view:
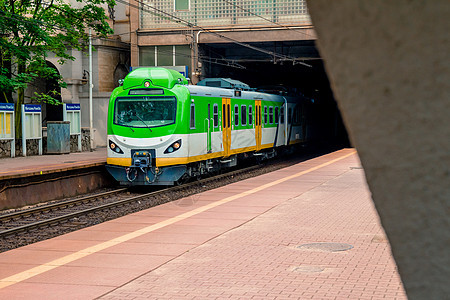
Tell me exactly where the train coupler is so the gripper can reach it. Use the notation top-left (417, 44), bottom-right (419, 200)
top-left (132, 151), bottom-right (152, 172)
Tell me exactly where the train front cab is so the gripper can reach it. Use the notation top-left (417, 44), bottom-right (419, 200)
top-left (106, 68), bottom-right (191, 186)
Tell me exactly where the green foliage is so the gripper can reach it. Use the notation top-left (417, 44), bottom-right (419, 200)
top-left (0, 0), bottom-right (114, 105)
top-left (0, 67), bottom-right (36, 92)
top-left (32, 91), bottom-right (63, 105)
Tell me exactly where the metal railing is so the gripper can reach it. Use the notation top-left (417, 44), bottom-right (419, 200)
top-left (140, 0), bottom-right (311, 29)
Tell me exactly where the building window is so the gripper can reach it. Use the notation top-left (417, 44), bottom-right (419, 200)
top-left (190, 103), bottom-right (195, 129)
top-left (269, 106), bottom-right (273, 124)
top-left (280, 107), bottom-right (284, 124)
top-left (213, 104), bottom-right (218, 127)
top-left (234, 105), bottom-right (239, 126)
top-left (139, 45), bottom-right (190, 67)
top-left (248, 105), bottom-right (253, 125)
top-left (157, 45), bottom-right (173, 66)
top-left (264, 106), bottom-right (268, 124)
top-left (139, 46), bottom-right (156, 66)
top-left (175, 0), bottom-right (189, 11)
top-left (241, 105), bottom-right (247, 126)
top-left (175, 45), bottom-right (190, 66)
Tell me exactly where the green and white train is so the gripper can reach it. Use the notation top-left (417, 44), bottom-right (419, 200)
top-left (106, 67), bottom-right (311, 185)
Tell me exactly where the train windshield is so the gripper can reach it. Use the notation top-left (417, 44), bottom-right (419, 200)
top-left (114, 96), bottom-right (177, 128)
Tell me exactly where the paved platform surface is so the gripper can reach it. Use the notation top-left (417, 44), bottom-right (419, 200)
top-left (0, 148), bottom-right (106, 180)
top-left (0, 149), bottom-right (407, 299)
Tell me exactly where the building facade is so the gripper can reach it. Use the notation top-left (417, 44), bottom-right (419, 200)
top-left (34, 0), bottom-right (315, 147)
top-left (130, 0), bottom-right (315, 83)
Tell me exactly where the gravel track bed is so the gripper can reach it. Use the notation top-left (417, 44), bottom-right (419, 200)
top-left (0, 147), bottom-right (337, 252)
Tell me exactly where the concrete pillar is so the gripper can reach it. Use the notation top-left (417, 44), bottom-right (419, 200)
top-left (306, 1), bottom-right (449, 298)
top-left (129, 0), bottom-right (139, 67)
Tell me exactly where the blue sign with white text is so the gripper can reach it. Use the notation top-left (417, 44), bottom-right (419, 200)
top-left (66, 103), bottom-right (81, 111)
top-left (24, 104), bottom-right (41, 112)
top-left (0, 103), bottom-right (14, 111)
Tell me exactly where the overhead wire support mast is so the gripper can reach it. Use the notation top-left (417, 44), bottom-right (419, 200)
top-left (116, 0), bottom-right (311, 67)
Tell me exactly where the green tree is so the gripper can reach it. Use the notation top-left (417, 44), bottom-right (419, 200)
top-left (0, 0), bottom-right (114, 135)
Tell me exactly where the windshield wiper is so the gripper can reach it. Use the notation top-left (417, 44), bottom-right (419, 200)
top-left (134, 112), bottom-right (152, 132)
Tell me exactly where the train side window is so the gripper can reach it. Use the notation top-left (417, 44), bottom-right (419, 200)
top-left (258, 106), bottom-right (262, 126)
top-left (294, 107), bottom-right (300, 124)
top-left (280, 107), bottom-right (285, 124)
top-left (258, 106), bottom-right (261, 126)
top-left (248, 105), bottom-right (253, 125)
top-left (264, 106), bottom-right (268, 124)
top-left (222, 104), bottom-right (226, 128)
top-left (288, 107), bottom-right (292, 124)
top-left (227, 104), bottom-right (231, 128)
top-left (213, 104), bottom-right (219, 127)
top-left (234, 105), bottom-right (239, 126)
top-left (269, 106), bottom-right (273, 124)
top-left (241, 105), bottom-right (247, 126)
top-left (190, 103), bottom-right (195, 129)
top-left (257, 106), bottom-right (260, 126)
top-left (275, 107), bottom-right (279, 124)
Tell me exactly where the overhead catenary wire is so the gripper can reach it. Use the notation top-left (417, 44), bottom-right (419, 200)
top-left (98, 36), bottom-right (246, 69)
top-left (115, 0), bottom-right (311, 67)
top-left (219, 0), bottom-right (315, 39)
top-left (1, 2), bottom-right (312, 68)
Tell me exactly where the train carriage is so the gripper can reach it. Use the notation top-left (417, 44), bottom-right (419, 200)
top-left (106, 67), bottom-right (310, 186)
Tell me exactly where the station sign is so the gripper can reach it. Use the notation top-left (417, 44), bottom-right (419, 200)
top-left (0, 103), bottom-right (15, 157)
top-left (22, 104), bottom-right (42, 156)
top-left (63, 103), bottom-right (82, 151)
top-left (0, 103), bottom-right (14, 111)
top-left (65, 103), bottom-right (81, 111)
top-left (23, 104), bottom-right (42, 113)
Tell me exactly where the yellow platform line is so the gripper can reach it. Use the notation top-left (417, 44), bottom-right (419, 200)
top-left (0, 150), bottom-right (356, 289)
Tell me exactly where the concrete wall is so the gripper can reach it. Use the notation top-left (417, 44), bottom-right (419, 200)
top-left (306, 1), bottom-right (449, 298)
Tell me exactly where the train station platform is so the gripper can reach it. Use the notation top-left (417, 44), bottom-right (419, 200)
top-left (0, 149), bottom-right (407, 299)
top-left (0, 148), bottom-right (109, 209)
top-left (0, 148), bottom-right (107, 181)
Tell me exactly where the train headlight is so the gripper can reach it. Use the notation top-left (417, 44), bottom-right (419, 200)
top-left (144, 81), bottom-right (150, 87)
top-left (164, 139), bottom-right (182, 154)
top-left (109, 140), bottom-right (124, 154)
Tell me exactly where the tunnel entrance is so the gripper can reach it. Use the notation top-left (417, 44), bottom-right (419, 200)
top-left (199, 40), bottom-right (350, 148)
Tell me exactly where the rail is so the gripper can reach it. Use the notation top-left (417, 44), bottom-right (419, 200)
top-left (0, 165), bottom-right (260, 239)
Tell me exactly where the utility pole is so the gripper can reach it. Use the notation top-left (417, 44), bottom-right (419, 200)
top-left (89, 29), bottom-right (95, 150)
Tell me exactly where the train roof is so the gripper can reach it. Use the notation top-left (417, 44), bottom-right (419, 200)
top-left (187, 85), bottom-right (303, 103)
top-left (122, 67), bottom-right (188, 90)
top-left (197, 78), bottom-right (252, 91)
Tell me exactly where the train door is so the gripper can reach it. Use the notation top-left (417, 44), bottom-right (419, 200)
top-left (222, 98), bottom-right (231, 156)
top-left (255, 100), bottom-right (262, 151)
top-left (206, 103), bottom-right (212, 153)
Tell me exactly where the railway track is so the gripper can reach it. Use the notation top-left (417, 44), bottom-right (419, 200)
top-left (0, 188), bottom-right (129, 238)
top-left (0, 165), bottom-right (260, 240)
